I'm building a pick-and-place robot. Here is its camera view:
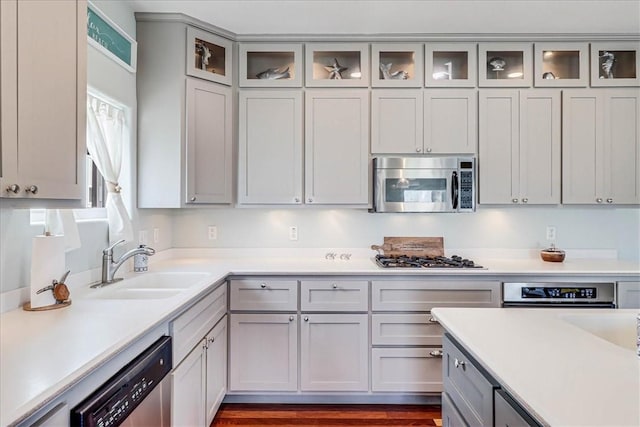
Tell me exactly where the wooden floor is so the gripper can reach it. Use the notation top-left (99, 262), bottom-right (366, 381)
top-left (211, 404), bottom-right (442, 427)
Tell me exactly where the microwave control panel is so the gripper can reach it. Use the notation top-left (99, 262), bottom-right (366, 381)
top-left (458, 160), bottom-right (475, 211)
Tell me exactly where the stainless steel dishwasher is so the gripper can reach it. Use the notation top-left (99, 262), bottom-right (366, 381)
top-left (71, 336), bottom-right (172, 427)
top-left (502, 282), bottom-right (616, 308)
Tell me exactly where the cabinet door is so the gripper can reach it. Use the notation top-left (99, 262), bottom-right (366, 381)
top-left (300, 314), bottom-right (368, 391)
top-left (495, 389), bottom-right (539, 427)
top-left (371, 89), bottom-right (423, 154)
top-left (562, 90), bottom-right (602, 204)
top-left (172, 340), bottom-right (206, 427)
top-left (238, 90), bottom-right (303, 204)
top-left (205, 316), bottom-right (227, 426)
top-left (442, 391), bottom-right (469, 427)
top-left (1, 0), bottom-right (85, 201)
top-left (603, 89), bottom-right (640, 204)
top-left (229, 314), bottom-right (297, 391)
top-left (305, 90), bottom-right (369, 205)
top-left (425, 89), bottom-right (477, 154)
top-left (371, 347), bottom-right (443, 392)
top-left (479, 90), bottom-right (519, 204)
top-left (185, 78), bottom-right (232, 204)
top-left (519, 90), bottom-right (561, 204)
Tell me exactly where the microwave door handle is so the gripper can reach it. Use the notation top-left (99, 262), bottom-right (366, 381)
top-left (451, 171), bottom-right (459, 210)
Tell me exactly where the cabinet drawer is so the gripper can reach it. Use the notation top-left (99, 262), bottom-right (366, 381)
top-left (495, 389), bottom-right (540, 427)
top-left (230, 279), bottom-right (298, 311)
top-left (442, 391), bottom-right (469, 427)
top-left (443, 334), bottom-right (498, 427)
top-left (372, 281), bottom-right (501, 311)
top-left (372, 314), bottom-right (443, 345)
top-left (300, 280), bottom-right (368, 312)
top-left (371, 347), bottom-right (443, 392)
top-left (171, 283), bottom-right (227, 364)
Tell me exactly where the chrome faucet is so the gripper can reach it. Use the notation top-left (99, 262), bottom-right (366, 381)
top-left (92, 240), bottom-right (156, 287)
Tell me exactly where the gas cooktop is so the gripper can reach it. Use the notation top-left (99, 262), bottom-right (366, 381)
top-left (374, 254), bottom-right (484, 269)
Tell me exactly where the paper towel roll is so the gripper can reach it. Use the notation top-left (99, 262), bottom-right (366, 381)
top-left (30, 235), bottom-right (65, 309)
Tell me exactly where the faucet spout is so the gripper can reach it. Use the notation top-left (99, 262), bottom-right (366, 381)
top-left (93, 240), bottom-right (156, 287)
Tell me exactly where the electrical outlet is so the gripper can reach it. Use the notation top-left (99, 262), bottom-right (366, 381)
top-left (153, 228), bottom-right (160, 243)
top-left (546, 226), bottom-right (557, 241)
top-left (208, 225), bottom-right (217, 240)
top-left (289, 226), bottom-right (298, 241)
top-left (139, 230), bottom-right (149, 245)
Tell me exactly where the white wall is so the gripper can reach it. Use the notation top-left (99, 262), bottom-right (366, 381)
top-left (171, 207), bottom-right (640, 260)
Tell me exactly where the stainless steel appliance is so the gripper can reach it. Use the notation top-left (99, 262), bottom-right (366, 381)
top-left (71, 336), bottom-right (172, 427)
top-left (503, 282), bottom-right (616, 308)
top-left (374, 254), bottom-right (484, 269)
top-left (372, 157), bottom-right (476, 213)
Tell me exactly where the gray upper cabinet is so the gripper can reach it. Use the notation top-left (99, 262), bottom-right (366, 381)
top-left (371, 43), bottom-right (424, 88)
top-left (305, 90), bottom-right (369, 205)
top-left (479, 42), bottom-right (533, 87)
top-left (238, 90), bottom-right (303, 204)
top-left (590, 42), bottom-right (640, 87)
top-left (305, 43), bottom-right (370, 87)
top-left (371, 89), bottom-right (423, 154)
top-left (137, 19), bottom-right (233, 207)
top-left (239, 43), bottom-right (303, 87)
top-left (0, 0), bottom-right (86, 205)
top-left (562, 88), bottom-right (640, 205)
top-left (424, 89), bottom-right (477, 154)
top-left (479, 89), bottom-right (560, 205)
top-left (185, 79), bottom-right (233, 204)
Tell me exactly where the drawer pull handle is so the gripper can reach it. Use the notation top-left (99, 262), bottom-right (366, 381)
top-left (260, 283), bottom-right (267, 288)
top-left (289, 316), bottom-right (294, 321)
top-left (454, 358), bottom-right (466, 369)
top-left (5, 184), bottom-right (20, 194)
top-left (304, 316), bottom-right (309, 322)
top-left (332, 284), bottom-right (338, 289)
top-left (428, 316), bottom-right (439, 323)
top-left (429, 350), bottom-right (443, 358)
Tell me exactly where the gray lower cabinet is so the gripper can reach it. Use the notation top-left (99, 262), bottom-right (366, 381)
top-left (617, 281), bottom-right (640, 308)
top-left (442, 391), bottom-right (468, 427)
top-left (371, 347), bottom-right (443, 392)
top-left (495, 389), bottom-right (540, 427)
top-left (443, 333), bottom-right (498, 426)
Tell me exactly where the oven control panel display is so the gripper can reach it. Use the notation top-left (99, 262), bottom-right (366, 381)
top-left (521, 287), bottom-right (597, 299)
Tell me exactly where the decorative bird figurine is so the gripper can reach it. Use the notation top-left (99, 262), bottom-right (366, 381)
top-left (380, 63), bottom-right (409, 80)
top-left (324, 58), bottom-right (348, 79)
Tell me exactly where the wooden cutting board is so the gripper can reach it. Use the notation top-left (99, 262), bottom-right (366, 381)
top-left (370, 237), bottom-right (444, 257)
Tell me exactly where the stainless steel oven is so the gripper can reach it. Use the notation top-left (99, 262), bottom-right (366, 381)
top-left (372, 157), bottom-right (476, 213)
top-left (502, 282), bottom-right (616, 308)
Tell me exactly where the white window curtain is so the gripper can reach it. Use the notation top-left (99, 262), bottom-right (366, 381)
top-left (86, 95), bottom-right (133, 244)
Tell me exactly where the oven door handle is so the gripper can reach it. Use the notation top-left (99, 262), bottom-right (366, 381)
top-left (451, 171), bottom-right (459, 210)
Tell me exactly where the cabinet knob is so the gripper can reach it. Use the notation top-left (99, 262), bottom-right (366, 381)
top-left (25, 185), bottom-right (38, 195)
top-left (304, 316), bottom-right (309, 322)
top-left (522, 198), bottom-right (528, 203)
top-left (454, 358), bottom-right (466, 369)
top-left (415, 147), bottom-right (422, 153)
top-left (209, 337), bottom-right (215, 343)
top-left (190, 196), bottom-right (196, 202)
top-left (307, 198), bottom-right (313, 203)
top-left (606, 198), bottom-right (613, 204)
top-left (512, 198), bottom-right (519, 203)
top-left (429, 350), bottom-right (443, 358)
top-left (260, 283), bottom-right (267, 288)
top-left (596, 198), bottom-right (603, 203)
top-left (5, 184), bottom-right (20, 194)
top-left (428, 316), bottom-right (439, 323)
top-left (332, 283), bottom-right (338, 289)
top-left (289, 315), bottom-right (294, 321)
top-left (426, 148), bottom-right (432, 153)
top-left (294, 197), bottom-right (300, 203)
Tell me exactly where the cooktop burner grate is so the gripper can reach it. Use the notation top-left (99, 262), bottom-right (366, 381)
top-left (374, 254), bottom-right (483, 269)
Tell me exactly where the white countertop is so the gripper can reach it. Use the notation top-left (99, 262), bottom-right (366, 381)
top-left (432, 307), bottom-right (640, 427)
top-left (1, 250), bottom-right (639, 426)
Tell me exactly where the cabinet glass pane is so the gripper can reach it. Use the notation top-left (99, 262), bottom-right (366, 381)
top-left (313, 51), bottom-right (362, 80)
top-left (485, 51), bottom-right (524, 80)
top-left (432, 51), bottom-right (469, 81)
top-left (541, 50), bottom-right (580, 80)
top-left (193, 37), bottom-right (226, 77)
top-left (597, 50), bottom-right (637, 80)
top-left (378, 51), bottom-right (415, 81)
top-left (246, 51), bottom-right (296, 81)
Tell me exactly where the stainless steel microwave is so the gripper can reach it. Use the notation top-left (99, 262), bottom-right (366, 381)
top-left (372, 157), bottom-right (476, 213)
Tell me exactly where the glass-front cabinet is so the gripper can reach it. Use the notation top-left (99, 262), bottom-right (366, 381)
top-left (534, 42), bottom-right (589, 87)
top-left (305, 43), bottom-right (369, 87)
top-left (186, 26), bottom-right (232, 86)
top-left (239, 43), bottom-right (303, 87)
top-left (590, 42), bottom-right (640, 86)
top-left (478, 43), bottom-right (532, 87)
top-left (371, 43), bottom-right (423, 87)
top-left (425, 43), bottom-right (477, 87)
